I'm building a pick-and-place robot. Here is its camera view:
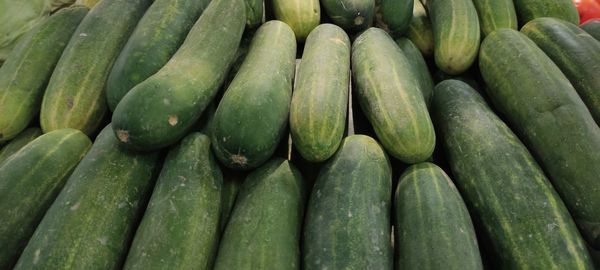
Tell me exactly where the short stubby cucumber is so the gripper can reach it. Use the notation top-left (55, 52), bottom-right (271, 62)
top-left (513, 0), bottom-right (579, 26)
top-left (471, 0), bottom-right (517, 36)
top-left (245, 0), bottom-right (263, 28)
top-left (321, 0), bottom-right (375, 32)
top-left (407, 0), bottom-right (433, 56)
top-left (271, 0), bottom-right (320, 41)
top-left (0, 127), bottom-right (42, 165)
top-left (396, 37), bottom-right (433, 106)
top-left (377, 0), bottom-right (413, 35)
top-left (582, 19), bottom-right (600, 40)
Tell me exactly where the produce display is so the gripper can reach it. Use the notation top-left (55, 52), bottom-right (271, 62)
top-left (0, 0), bottom-right (599, 269)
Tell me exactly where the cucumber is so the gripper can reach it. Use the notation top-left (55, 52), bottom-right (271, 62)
top-left (521, 18), bottom-right (600, 124)
top-left (112, 0), bottom-right (245, 151)
top-left (427, 0), bottom-right (480, 75)
top-left (211, 21), bottom-right (296, 170)
top-left (219, 169), bottom-right (243, 232)
top-left (303, 135), bottom-right (392, 269)
top-left (123, 133), bottom-right (222, 270)
top-left (0, 128), bottom-right (91, 269)
top-left (378, 0), bottom-right (413, 35)
top-left (0, 7), bottom-right (87, 143)
top-left (13, 124), bottom-right (159, 270)
top-left (105, 0), bottom-right (212, 111)
top-left (471, 0), bottom-right (518, 36)
top-left (513, 0), bottom-right (579, 26)
top-left (290, 24), bottom-right (350, 163)
top-left (395, 162), bottom-right (482, 270)
top-left (245, 0), bottom-right (263, 28)
top-left (321, 0), bottom-right (375, 32)
top-left (271, 0), bottom-right (320, 41)
top-left (433, 79), bottom-right (594, 268)
top-left (479, 29), bottom-right (600, 248)
top-left (395, 37), bottom-right (433, 107)
top-left (40, 0), bottom-right (150, 136)
top-left (213, 158), bottom-right (304, 270)
top-left (0, 127), bottom-right (42, 165)
top-left (407, 0), bottom-right (433, 56)
top-left (581, 19), bottom-right (600, 40)
top-left (352, 28), bottom-right (435, 163)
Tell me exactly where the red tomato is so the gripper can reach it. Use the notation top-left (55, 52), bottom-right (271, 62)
top-left (574, 0), bottom-right (600, 24)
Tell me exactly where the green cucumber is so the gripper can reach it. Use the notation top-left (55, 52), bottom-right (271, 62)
top-left (0, 7), bottom-right (87, 143)
top-left (106, 0), bottom-right (212, 111)
top-left (211, 21), bottom-right (296, 170)
top-left (321, 0), bottom-right (375, 32)
top-left (40, 0), bottom-right (150, 135)
top-left (245, 0), bottom-right (263, 28)
top-left (0, 127), bottom-right (42, 165)
top-left (123, 133), bottom-right (222, 270)
top-left (112, 0), bottom-right (245, 151)
top-left (513, 0), bottom-right (579, 26)
top-left (471, 0), bottom-right (518, 36)
top-left (433, 79), bottom-right (593, 268)
top-left (395, 162), bottom-right (482, 270)
top-left (271, 0), bottom-right (320, 41)
top-left (581, 19), bottom-right (600, 40)
top-left (378, 0), bottom-right (413, 35)
top-left (480, 29), bottom-right (600, 248)
top-left (13, 124), bottom-right (159, 270)
top-left (213, 158), bottom-right (304, 270)
top-left (0, 128), bottom-right (91, 269)
top-left (407, 0), bottom-right (433, 56)
top-left (290, 24), bottom-right (350, 163)
top-left (303, 135), bottom-right (392, 269)
top-left (427, 0), bottom-right (480, 75)
top-left (522, 17), bottom-right (600, 124)
top-left (395, 37), bottom-right (433, 107)
top-left (352, 28), bottom-right (435, 163)
top-left (219, 169), bottom-right (243, 232)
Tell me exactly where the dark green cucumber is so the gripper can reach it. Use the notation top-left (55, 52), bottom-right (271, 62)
top-left (290, 24), bottom-right (350, 162)
top-left (13, 124), bottom-right (159, 270)
top-left (395, 162), bottom-right (482, 270)
top-left (321, 0), bottom-right (375, 32)
top-left (581, 19), bottom-right (600, 40)
top-left (245, 0), bottom-right (263, 28)
top-left (480, 29), bottom-right (600, 248)
top-left (213, 158), bottom-right (304, 270)
top-left (123, 133), bottom-right (222, 270)
top-left (219, 169), bottom-right (243, 232)
top-left (211, 21), bottom-right (296, 170)
top-left (407, 0), bottom-right (433, 56)
top-left (522, 17), bottom-right (600, 124)
top-left (396, 37), bottom-right (433, 107)
top-left (427, 0), bottom-right (480, 75)
top-left (433, 79), bottom-right (593, 268)
top-left (377, 0), bottom-right (413, 35)
top-left (40, 0), bottom-right (150, 135)
top-left (271, 0), bottom-right (320, 41)
top-left (0, 127), bottom-right (42, 165)
top-left (513, 0), bottom-right (579, 26)
top-left (471, 0), bottom-right (517, 36)
top-left (303, 135), bottom-right (392, 269)
top-left (112, 0), bottom-right (245, 151)
top-left (352, 28), bottom-right (435, 163)
top-left (106, 0), bottom-right (212, 111)
top-left (0, 128), bottom-right (91, 269)
top-left (0, 7), bottom-right (87, 143)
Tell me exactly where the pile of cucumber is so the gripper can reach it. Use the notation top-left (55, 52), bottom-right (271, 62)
top-left (1, 0), bottom-right (599, 269)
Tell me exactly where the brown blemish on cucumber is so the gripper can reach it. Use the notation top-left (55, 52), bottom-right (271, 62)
top-left (231, 154), bottom-right (247, 166)
top-left (66, 97), bottom-right (74, 109)
top-left (355, 16), bottom-right (364, 26)
top-left (116, 130), bottom-right (129, 143)
top-left (168, 115), bottom-right (178, 126)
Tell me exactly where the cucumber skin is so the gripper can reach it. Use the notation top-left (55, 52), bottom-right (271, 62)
top-left (245, 0), bottom-right (263, 28)
top-left (211, 21), bottom-right (296, 170)
top-left (521, 18), bottom-right (600, 125)
top-left (0, 127), bottom-right (42, 165)
top-left (111, 0), bottom-right (246, 152)
top-left (352, 28), bottom-right (435, 163)
top-left (0, 129), bottom-right (91, 269)
top-left (433, 79), bottom-right (593, 268)
top-left (407, 0), bottom-right (433, 56)
top-left (471, 0), bottom-right (518, 36)
top-left (395, 37), bottom-right (433, 107)
top-left (213, 158), bottom-right (305, 270)
top-left (480, 29), bottom-right (600, 248)
top-left (303, 135), bottom-right (392, 270)
top-left (395, 162), bottom-right (483, 270)
top-left (13, 124), bottom-right (159, 270)
top-left (290, 24), bottom-right (350, 163)
top-left (105, 0), bottom-right (212, 111)
top-left (271, 0), bottom-right (320, 41)
top-left (123, 133), bottom-right (222, 270)
top-left (379, 0), bottom-right (414, 35)
top-left (0, 7), bottom-right (87, 143)
top-left (513, 0), bottom-right (579, 26)
top-left (40, 0), bottom-right (151, 136)
top-left (321, 0), bottom-right (375, 32)
top-left (581, 20), bottom-right (600, 40)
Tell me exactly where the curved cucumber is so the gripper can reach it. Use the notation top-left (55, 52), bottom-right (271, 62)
top-left (472, 0), bottom-right (518, 36)
top-left (407, 0), bottom-right (433, 56)
top-left (211, 21), bottom-right (296, 170)
top-left (321, 0), bottom-right (375, 32)
top-left (0, 127), bottom-right (42, 165)
top-left (396, 37), bottom-right (433, 107)
top-left (245, 0), bottom-right (263, 28)
top-left (0, 7), bottom-right (87, 143)
top-left (513, 0), bottom-right (579, 26)
top-left (271, 0), bottom-right (320, 41)
top-left (290, 24), bottom-right (350, 162)
top-left (105, 0), bottom-right (212, 111)
top-left (581, 19), bottom-right (600, 40)
top-left (112, 0), bottom-right (246, 151)
top-left (0, 128), bottom-right (91, 269)
top-left (378, 0), bottom-right (413, 35)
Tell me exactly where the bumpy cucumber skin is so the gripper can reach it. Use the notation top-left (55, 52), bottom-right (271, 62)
top-left (581, 20), bottom-right (600, 40)
top-left (0, 7), bottom-right (87, 143)
top-left (0, 127), bottom-right (42, 165)
top-left (513, 0), bottom-right (579, 26)
top-left (245, 0), bottom-right (263, 28)
top-left (322, 0), bottom-right (375, 32)
top-left (290, 24), bottom-right (350, 163)
top-left (379, 0), bottom-right (413, 35)
top-left (471, 0), bottom-right (518, 36)
top-left (111, 0), bottom-right (246, 152)
top-left (105, 0), bottom-right (212, 111)
top-left (395, 37), bottom-right (433, 107)
top-left (13, 124), bottom-right (159, 270)
top-left (211, 21), bottom-right (296, 170)
top-left (271, 0), bottom-right (320, 41)
top-left (407, 0), bottom-right (433, 56)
